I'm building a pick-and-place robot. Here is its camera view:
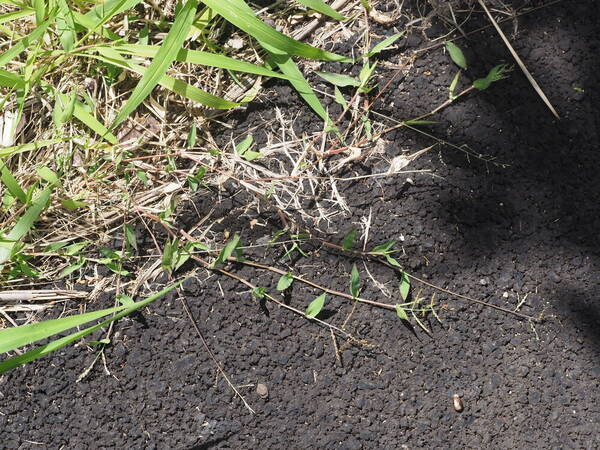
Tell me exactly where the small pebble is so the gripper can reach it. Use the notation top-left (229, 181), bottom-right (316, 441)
top-left (479, 278), bottom-right (488, 286)
top-left (256, 383), bottom-right (269, 399)
top-left (452, 394), bottom-right (464, 412)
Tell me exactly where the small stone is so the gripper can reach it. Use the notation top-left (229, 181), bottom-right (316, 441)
top-left (479, 278), bottom-right (488, 286)
top-left (452, 394), bottom-right (464, 412)
top-left (256, 383), bottom-right (269, 399)
top-left (502, 291), bottom-right (509, 298)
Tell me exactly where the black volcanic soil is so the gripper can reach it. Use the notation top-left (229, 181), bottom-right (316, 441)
top-left (2, 1), bottom-right (599, 448)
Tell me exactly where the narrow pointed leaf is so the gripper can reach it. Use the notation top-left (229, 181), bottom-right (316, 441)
top-left (111, 0), bottom-right (198, 129)
top-left (445, 41), bottom-right (467, 70)
top-left (350, 263), bottom-right (360, 298)
top-left (0, 281), bottom-right (183, 373)
top-left (296, 0), bottom-right (346, 20)
top-left (276, 272), bottom-right (294, 291)
top-left (399, 272), bottom-right (410, 301)
top-left (205, 0), bottom-right (348, 61)
top-left (306, 293), bottom-right (327, 318)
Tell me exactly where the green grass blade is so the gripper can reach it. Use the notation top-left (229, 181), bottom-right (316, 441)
top-left (0, 18), bottom-right (51, 69)
top-left (113, 44), bottom-right (292, 80)
top-left (0, 187), bottom-right (51, 265)
top-left (85, 0), bottom-right (142, 22)
top-left (0, 162), bottom-right (27, 203)
top-left (56, 0), bottom-right (77, 52)
top-left (110, 0), bottom-right (198, 129)
top-left (0, 280), bottom-right (183, 373)
top-left (0, 304), bottom-right (127, 353)
top-left (78, 0), bottom-right (142, 43)
top-left (0, 69), bottom-right (25, 88)
top-left (296, 0), bottom-right (346, 20)
top-left (268, 50), bottom-right (330, 122)
top-left (224, 0), bottom-right (334, 121)
top-left (73, 101), bottom-right (118, 144)
top-left (91, 48), bottom-right (238, 109)
top-left (32, 0), bottom-right (45, 24)
top-left (203, 0), bottom-right (348, 61)
top-left (0, 138), bottom-right (66, 158)
top-left (0, 8), bottom-right (34, 26)
top-left (71, 10), bottom-right (121, 41)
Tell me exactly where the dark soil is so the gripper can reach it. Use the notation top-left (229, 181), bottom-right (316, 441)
top-left (2, 1), bottom-right (599, 448)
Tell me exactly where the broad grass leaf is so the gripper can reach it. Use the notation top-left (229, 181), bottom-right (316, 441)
top-left (0, 69), bottom-right (25, 89)
top-left (113, 44), bottom-right (293, 80)
top-left (91, 48), bottom-right (238, 109)
top-left (0, 281), bottom-right (183, 373)
top-left (445, 41), bottom-right (467, 70)
top-left (206, 0), bottom-right (348, 61)
top-left (111, 0), bottom-right (198, 129)
top-left (56, 0), bottom-right (76, 51)
top-left (0, 19), bottom-right (52, 69)
top-left (305, 293), bottom-right (326, 318)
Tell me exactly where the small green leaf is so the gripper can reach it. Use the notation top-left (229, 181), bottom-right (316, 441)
top-left (162, 239), bottom-right (176, 272)
top-left (296, 0), bottom-right (346, 21)
top-left (372, 241), bottom-right (395, 254)
top-left (252, 287), bottom-right (266, 299)
top-left (87, 338), bottom-right (110, 347)
top-left (350, 264), bottom-right (360, 298)
top-left (116, 294), bottom-right (134, 306)
top-left (395, 304), bottom-right (409, 321)
top-left (36, 166), bottom-right (59, 186)
top-left (110, 0), bottom-right (199, 129)
top-left (63, 242), bottom-right (88, 256)
top-left (342, 229), bottom-right (356, 250)
top-left (449, 70), bottom-right (460, 100)
top-left (235, 135), bottom-right (254, 154)
top-left (315, 71), bottom-right (361, 87)
top-left (277, 272), bottom-right (294, 291)
top-left (0, 187), bottom-right (52, 265)
top-left (399, 272), bottom-right (410, 301)
top-left (124, 224), bottom-right (137, 251)
top-left (366, 32), bottom-right (405, 57)
top-left (59, 258), bottom-right (85, 277)
top-left (385, 254), bottom-right (402, 267)
top-left (211, 234), bottom-right (240, 268)
top-left (333, 86), bottom-right (348, 110)
top-left (187, 124), bottom-right (197, 148)
top-left (242, 150), bottom-right (261, 161)
top-left (60, 198), bottom-right (88, 210)
top-left (445, 41), bottom-right (467, 70)
top-left (305, 293), bottom-right (326, 318)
